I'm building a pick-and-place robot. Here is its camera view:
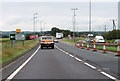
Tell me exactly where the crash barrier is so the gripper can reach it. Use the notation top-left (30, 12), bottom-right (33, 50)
top-left (116, 43), bottom-right (120, 56)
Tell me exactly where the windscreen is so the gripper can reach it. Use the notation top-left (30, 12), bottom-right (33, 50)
top-left (42, 37), bottom-right (52, 40)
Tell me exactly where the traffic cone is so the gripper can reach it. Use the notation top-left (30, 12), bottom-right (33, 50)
top-left (77, 43), bottom-right (80, 48)
top-left (81, 42), bottom-right (84, 49)
top-left (87, 43), bottom-right (89, 50)
top-left (103, 43), bottom-right (106, 53)
top-left (93, 42), bottom-right (97, 51)
top-left (116, 43), bottom-right (120, 56)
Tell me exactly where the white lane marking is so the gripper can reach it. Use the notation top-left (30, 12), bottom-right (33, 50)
top-left (84, 62), bottom-right (96, 69)
top-left (65, 52), bottom-right (69, 55)
top-left (74, 57), bottom-right (82, 62)
top-left (69, 54), bottom-right (74, 58)
top-left (100, 71), bottom-right (117, 80)
top-left (55, 45), bottom-right (118, 80)
top-left (5, 46), bottom-right (40, 81)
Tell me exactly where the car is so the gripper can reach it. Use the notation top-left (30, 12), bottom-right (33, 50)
top-left (54, 39), bottom-right (58, 43)
top-left (40, 36), bottom-right (54, 49)
top-left (114, 39), bottom-right (120, 44)
top-left (94, 36), bottom-right (105, 43)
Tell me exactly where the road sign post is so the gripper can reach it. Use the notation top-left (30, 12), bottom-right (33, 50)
top-left (22, 40), bottom-right (24, 46)
top-left (15, 34), bottom-right (26, 46)
top-left (10, 34), bottom-right (16, 47)
top-left (15, 34), bottom-right (25, 41)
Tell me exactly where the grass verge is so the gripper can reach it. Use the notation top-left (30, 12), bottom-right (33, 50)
top-left (79, 44), bottom-right (117, 52)
top-left (1, 39), bottom-right (39, 65)
top-left (62, 38), bottom-right (117, 52)
top-left (63, 38), bottom-right (85, 43)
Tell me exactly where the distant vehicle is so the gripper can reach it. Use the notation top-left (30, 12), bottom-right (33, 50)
top-left (114, 39), bottom-right (120, 44)
top-left (87, 34), bottom-right (94, 38)
top-left (40, 36), bottom-right (54, 49)
top-left (56, 33), bottom-right (63, 39)
top-left (86, 34), bottom-right (94, 43)
top-left (85, 38), bottom-right (94, 43)
top-left (54, 39), bottom-right (58, 43)
top-left (94, 36), bottom-right (105, 43)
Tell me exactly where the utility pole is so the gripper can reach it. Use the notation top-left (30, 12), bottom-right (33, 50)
top-left (36, 19), bottom-right (39, 33)
top-left (43, 23), bottom-right (46, 36)
top-left (110, 19), bottom-right (116, 30)
top-left (89, 0), bottom-right (92, 43)
top-left (104, 25), bottom-right (107, 33)
top-left (89, 0), bottom-right (92, 33)
top-left (33, 13), bottom-right (38, 34)
top-left (71, 8), bottom-right (78, 44)
top-left (40, 21), bottom-right (43, 36)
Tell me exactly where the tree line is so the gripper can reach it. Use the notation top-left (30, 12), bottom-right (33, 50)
top-left (102, 30), bottom-right (120, 40)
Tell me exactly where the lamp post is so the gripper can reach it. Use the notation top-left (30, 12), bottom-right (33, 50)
top-left (71, 8), bottom-right (78, 44)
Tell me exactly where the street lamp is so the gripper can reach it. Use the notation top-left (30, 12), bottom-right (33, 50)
top-left (71, 8), bottom-right (78, 44)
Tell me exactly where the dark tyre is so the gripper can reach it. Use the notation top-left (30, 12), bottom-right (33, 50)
top-left (41, 46), bottom-right (43, 49)
top-left (51, 46), bottom-right (54, 49)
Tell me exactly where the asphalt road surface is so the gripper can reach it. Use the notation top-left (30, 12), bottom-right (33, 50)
top-left (2, 43), bottom-right (119, 81)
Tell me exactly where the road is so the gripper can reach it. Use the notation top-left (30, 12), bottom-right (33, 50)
top-left (2, 42), bottom-right (119, 81)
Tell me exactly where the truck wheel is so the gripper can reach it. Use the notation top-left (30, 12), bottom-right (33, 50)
top-left (52, 46), bottom-right (54, 49)
top-left (41, 46), bottom-right (43, 49)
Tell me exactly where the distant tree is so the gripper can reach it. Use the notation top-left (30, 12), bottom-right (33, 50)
top-left (51, 27), bottom-right (72, 37)
top-left (102, 30), bottom-right (120, 40)
top-left (26, 33), bottom-right (33, 40)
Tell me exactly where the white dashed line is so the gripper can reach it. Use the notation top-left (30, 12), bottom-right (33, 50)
top-left (74, 57), bottom-right (82, 62)
top-left (5, 46), bottom-right (41, 81)
top-left (55, 45), bottom-right (118, 80)
top-left (84, 62), bottom-right (96, 69)
top-left (100, 71), bottom-right (117, 80)
top-left (69, 54), bottom-right (74, 58)
top-left (65, 52), bottom-right (69, 55)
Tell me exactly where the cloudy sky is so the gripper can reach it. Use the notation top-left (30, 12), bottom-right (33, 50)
top-left (0, 0), bottom-right (119, 32)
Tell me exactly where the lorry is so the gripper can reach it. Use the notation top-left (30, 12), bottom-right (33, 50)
top-left (94, 36), bottom-right (105, 43)
top-left (56, 33), bottom-right (63, 39)
top-left (40, 36), bottom-right (54, 49)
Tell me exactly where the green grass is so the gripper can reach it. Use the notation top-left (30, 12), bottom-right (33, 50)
top-left (0, 38), bottom-right (10, 42)
top-left (105, 39), bottom-right (116, 43)
top-left (79, 44), bottom-right (117, 52)
top-left (63, 38), bottom-right (85, 43)
top-left (62, 38), bottom-right (117, 52)
top-left (1, 39), bottom-right (39, 64)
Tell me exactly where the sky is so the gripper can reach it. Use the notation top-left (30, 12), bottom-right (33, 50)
top-left (0, 0), bottom-right (119, 32)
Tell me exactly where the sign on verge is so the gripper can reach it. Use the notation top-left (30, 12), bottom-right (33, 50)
top-left (15, 34), bottom-right (25, 40)
top-left (10, 34), bottom-right (15, 40)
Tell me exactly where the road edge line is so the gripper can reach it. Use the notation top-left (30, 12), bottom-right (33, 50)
top-left (5, 46), bottom-right (40, 81)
